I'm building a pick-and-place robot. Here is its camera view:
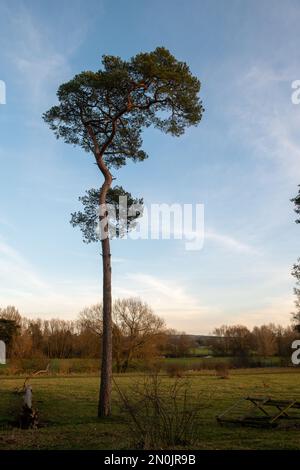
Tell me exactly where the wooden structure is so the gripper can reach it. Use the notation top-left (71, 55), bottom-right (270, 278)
top-left (217, 396), bottom-right (300, 428)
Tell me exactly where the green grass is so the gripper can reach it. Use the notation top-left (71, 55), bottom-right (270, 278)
top-left (189, 347), bottom-right (213, 356)
top-left (1, 368), bottom-right (300, 449)
top-left (0, 356), bottom-right (288, 376)
top-left (162, 356), bottom-right (228, 366)
top-left (0, 358), bottom-right (101, 376)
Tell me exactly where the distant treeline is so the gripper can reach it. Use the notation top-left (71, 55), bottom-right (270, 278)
top-left (0, 302), bottom-right (198, 372)
top-left (210, 324), bottom-right (298, 358)
top-left (0, 304), bottom-right (298, 373)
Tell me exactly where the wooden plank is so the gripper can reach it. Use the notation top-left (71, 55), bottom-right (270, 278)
top-left (246, 397), bottom-right (300, 408)
top-left (246, 397), bottom-right (270, 417)
top-left (270, 401), bottom-right (297, 424)
top-left (217, 396), bottom-right (300, 428)
top-left (216, 397), bottom-right (245, 419)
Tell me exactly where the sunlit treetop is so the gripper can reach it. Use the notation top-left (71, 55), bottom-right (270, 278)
top-left (43, 47), bottom-right (204, 169)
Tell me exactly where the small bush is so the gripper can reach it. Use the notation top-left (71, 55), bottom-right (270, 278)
top-left (215, 362), bottom-right (230, 379)
top-left (115, 374), bottom-right (203, 449)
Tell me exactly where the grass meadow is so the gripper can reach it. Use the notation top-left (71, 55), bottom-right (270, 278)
top-left (1, 368), bottom-right (300, 449)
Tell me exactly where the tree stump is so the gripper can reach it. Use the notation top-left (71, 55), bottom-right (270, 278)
top-left (19, 385), bottom-right (39, 429)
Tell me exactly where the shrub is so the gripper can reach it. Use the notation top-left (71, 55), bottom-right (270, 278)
top-left (215, 362), bottom-right (230, 379)
top-left (115, 374), bottom-right (203, 449)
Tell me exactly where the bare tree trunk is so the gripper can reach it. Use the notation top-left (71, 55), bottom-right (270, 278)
top-left (98, 236), bottom-right (113, 417)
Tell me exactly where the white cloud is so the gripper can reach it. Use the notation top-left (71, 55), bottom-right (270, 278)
top-left (230, 62), bottom-right (300, 184)
top-left (224, 295), bottom-right (294, 329)
top-left (124, 272), bottom-right (199, 307)
top-left (0, 237), bottom-right (102, 317)
top-left (112, 272), bottom-right (223, 333)
top-left (4, 4), bottom-right (91, 111)
top-left (0, 238), bottom-right (46, 291)
top-left (112, 257), bottom-right (126, 264)
top-left (205, 229), bottom-right (257, 254)
top-left (0, 237), bottom-right (293, 332)
top-left (153, 223), bottom-right (256, 255)
top-left (8, 11), bottom-right (71, 109)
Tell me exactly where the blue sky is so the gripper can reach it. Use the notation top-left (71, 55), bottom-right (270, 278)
top-left (0, 0), bottom-right (300, 333)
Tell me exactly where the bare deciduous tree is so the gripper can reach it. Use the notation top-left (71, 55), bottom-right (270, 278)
top-left (113, 298), bottom-right (166, 372)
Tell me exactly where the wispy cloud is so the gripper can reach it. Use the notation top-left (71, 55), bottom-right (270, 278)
top-left (125, 272), bottom-right (199, 307)
top-left (8, 12), bottom-right (69, 108)
top-left (112, 257), bottom-right (127, 264)
top-left (112, 272), bottom-right (223, 333)
top-left (149, 223), bottom-right (256, 255)
top-left (205, 229), bottom-right (257, 254)
top-left (0, 238), bottom-right (46, 290)
top-left (0, 237), bottom-right (101, 317)
top-left (224, 294), bottom-right (294, 329)
top-left (230, 62), bottom-right (300, 184)
top-left (4, 4), bottom-right (91, 111)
